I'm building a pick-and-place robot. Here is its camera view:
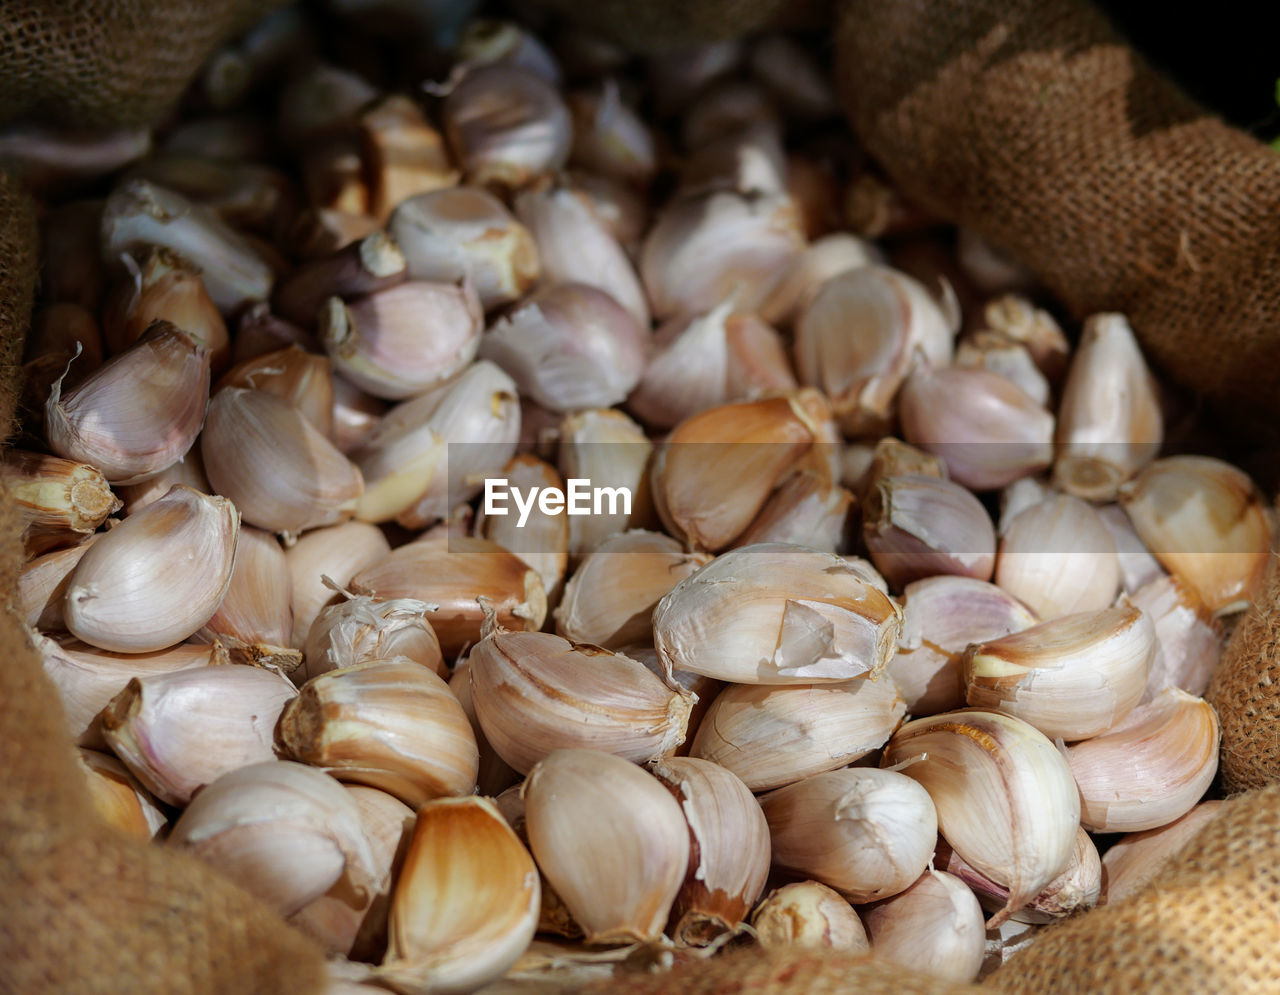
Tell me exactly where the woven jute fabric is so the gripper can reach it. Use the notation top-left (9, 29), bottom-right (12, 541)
top-left (835, 0), bottom-right (1280, 433)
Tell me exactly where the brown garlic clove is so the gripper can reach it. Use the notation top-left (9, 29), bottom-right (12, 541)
top-left (1, 449), bottom-right (120, 557)
top-left (478, 454), bottom-right (569, 607)
top-left (217, 345), bottom-right (336, 438)
top-left (751, 882), bottom-right (869, 952)
top-left (358, 95), bottom-right (458, 222)
top-left (77, 748), bottom-right (167, 840)
top-left (272, 230), bottom-right (407, 329)
top-left (108, 247), bottom-right (230, 369)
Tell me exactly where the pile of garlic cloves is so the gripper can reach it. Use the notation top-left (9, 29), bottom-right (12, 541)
top-left (8, 7), bottom-right (1273, 992)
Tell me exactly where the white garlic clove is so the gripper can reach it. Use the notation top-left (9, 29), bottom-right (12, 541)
top-left (217, 345), bottom-right (336, 438)
top-left (862, 870), bottom-right (986, 983)
top-left (197, 525), bottom-right (299, 672)
top-left (757, 232), bottom-right (880, 327)
top-left (479, 454), bottom-right (569, 606)
top-left (1100, 800), bottom-right (1224, 905)
top-left (567, 80), bottom-right (657, 186)
top-left (954, 331), bottom-right (1050, 408)
top-left (557, 407), bottom-right (653, 557)
top-left (1096, 503), bottom-right (1167, 594)
top-left (286, 521), bottom-right (391, 651)
top-left (982, 294), bottom-right (1070, 385)
top-left (1129, 575), bottom-right (1223, 699)
top-left (17, 537), bottom-right (99, 630)
top-left (303, 595), bottom-right (445, 683)
top-left (736, 468), bottom-right (853, 554)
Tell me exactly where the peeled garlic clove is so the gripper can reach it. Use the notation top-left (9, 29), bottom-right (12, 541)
top-left (654, 542), bottom-right (902, 685)
top-left (479, 282), bottom-right (648, 411)
top-left (554, 530), bottom-right (710, 649)
top-left (303, 596), bottom-right (445, 683)
top-left (760, 768), bottom-right (937, 903)
top-left (350, 535), bottom-right (546, 656)
top-left (889, 576), bottom-right (1038, 717)
top-left (567, 80), bottom-right (656, 186)
top-left (479, 454), bottom-right (569, 605)
top-left (962, 605), bottom-right (1154, 740)
top-left (103, 663), bottom-right (297, 805)
top-left (195, 525), bottom-right (298, 671)
top-left (170, 760), bottom-right (378, 917)
top-left (320, 280), bottom-right (483, 401)
top-left (63, 485), bottom-right (237, 653)
top-left (217, 344), bottom-right (335, 438)
top-left (111, 247), bottom-right (230, 368)
top-left (649, 757), bottom-right (771, 945)
top-left (758, 232), bottom-right (879, 327)
top-left (1130, 575), bottom-right (1223, 699)
top-left (388, 186), bottom-right (539, 310)
top-left (1097, 503), bottom-right (1167, 594)
top-left (881, 710), bottom-right (1081, 926)
top-left (863, 474), bottom-right (996, 588)
top-left (954, 330), bottom-right (1049, 408)
top-left (1100, 800), bottom-right (1224, 905)
top-left (1053, 314), bottom-right (1162, 501)
top-left (982, 294), bottom-right (1070, 385)
top-left (995, 493), bottom-right (1120, 620)
top-left (524, 749), bottom-right (690, 944)
top-left (448, 661), bottom-right (521, 797)
top-left (1065, 687), bottom-right (1218, 833)
top-left (202, 387), bottom-right (363, 535)
top-left (359, 94), bottom-right (458, 221)
top-left (287, 521), bottom-right (390, 651)
top-left (77, 748), bottom-right (167, 839)
top-left (46, 321), bottom-right (211, 485)
top-left (378, 796), bottom-right (539, 995)
top-left (469, 628), bottom-right (691, 774)
top-left (736, 468), bottom-right (852, 554)
top-left (899, 363), bottom-right (1054, 491)
top-left (1, 449), bottom-right (120, 556)
top-left (442, 65), bottom-right (571, 191)
top-left (557, 407), bottom-right (653, 557)
top-left (639, 190), bottom-right (804, 320)
top-left (862, 870), bottom-right (985, 983)
top-left (1118, 455), bottom-right (1275, 615)
top-left (795, 265), bottom-right (955, 436)
top-left (18, 538), bottom-right (99, 629)
top-left (279, 659), bottom-right (478, 808)
top-left (751, 881), bottom-right (869, 952)
top-left (690, 676), bottom-right (905, 791)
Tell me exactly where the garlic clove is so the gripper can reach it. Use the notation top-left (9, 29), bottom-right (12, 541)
top-left (271, 230), bottom-right (407, 329)
top-left (954, 330), bottom-right (1050, 408)
top-left (286, 521), bottom-right (391, 651)
top-left (736, 467), bottom-right (852, 554)
top-left (628, 645), bottom-right (723, 759)
top-left (358, 94), bottom-right (458, 222)
top-left (563, 169), bottom-right (649, 259)
top-left (331, 375), bottom-right (387, 455)
top-left (995, 476), bottom-right (1053, 537)
top-left (757, 232), bottom-right (880, 327)
top-left (456, 18), bottom-right (562, 84)
top-left (448, 660), bottom-right (521, 797)
top-left (285, 208), bottom-right (381, 262)
top-left (567, 80), bottom-right (657, 186)
top-left (17, 537), bottom-right (99, 630)
top-left (1097, 503), bottom-right (1167, 594)
top-left (982, 294), bottom-right (1070, 385)
top-left (479, 454), bottom-right (569, 606)
top-left (77, 748), bottom-right (167, 840)
top-left (303, 595), bottom-right (445, 683)
top-left (117, 449), bottom-right (210, 514)
top-left (1, 449), bottom-right (120, 557)
top-left (217, 344), bottom-right (336, 438)
top-left (232, 302), bottom-right (316, 364)
top-left (751, 882), bottom-right (869, 952)
top-left (1130, 575), bottom-right (1223, 699)
top-left (748, 34), bottom-right (838, 119)
top-left (1099, 800), bottom-right (1224, 905)
top-left (557, 407), bottom-right (653, 557)
top-left (862, 870), bottom-right (986, 983)
top-left (523, 749), bottom-right (690, 944)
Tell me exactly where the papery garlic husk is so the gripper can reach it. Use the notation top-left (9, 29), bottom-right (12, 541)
top-left (448, 661), bottom-right (520, 796)
top-left (202, 387), bottom-right (363, 535)
top-left (654, 542), bottom-right (902, 685)
top-left (523, 749), bottom-right (690, 944)
top-left (1131, 575), bottom-right (1223, 699)
top-left (863, 474), bottom-right (996, 589)
top-left (681, 79), bottom-right (780, 147)
top-left (794, 265), bottom-right (955, 436)
top-left (359, 94), bottom-right (459, 221)
top-left (287, 521), bottom-right (391, 651)
top-left (564, 169), bottom-right (649, 259)
top-left (442, 65), bottom-right (571, 191)
top-left (676, 122), bottom-right (787, 199)
top-left (303, 594), bottom-right (445, 682)
top-left (18, 537), bottom-right (99, 630)
top-left (479, 282), bottom-right (648, 411)
top-left (962, 605), bottom-right (1153, 741)
top-left (751, 881), bottom-right (869, 952)
top-left (650, 394), bottom-right (821, 551)
top-left (514, 184), bottom-right (650, 330)
top-left (567, 79), bottom-right (656, 186)
top-left (735, 467), bottom-right (852, 554)
top-left (103, 663), bottom-right (298, 805)
top-left (110, 247), bottom-right (230, 367)
top-left (881, 709), bottom-right (1081, 927)
top-left (35, 632), bottom-right (222, 747)
top-left (456, 18), bottom-right (562, 84)
top-left (982, 294), bottom-right (1070, 385)
top-left (757, 233), bottom-right (880, 328)
top-left (1100, 800), bottom-right (1224, 905)
top-left (995, 493), bottom-right (1121, 620)
top-left (117, 449), bottom-right (210, 514)
top-left (862, 870), bottom-right (985, 982)
top-left (1097, 503), bottom-right (1167, 594)
top-left (388, 186), bottom-right (539, 310)
top-left (217, 344), bottom-right (335, 438)
top-left (1053, 313), bottom-right (1163, 501)
top-left (1, 450), bottom-right (120, 556)
top-left (46, 321), bottom-right (211, 485)
top-left (101, 179), bottom-right (274, 312)
top-left (352, 359), bottom-right (520, 527)
top-left (479, 454), bottom-right (569, 605)
top-left (350, 535), bottom-right (546, 656)
top-left (649, 757), bottom-right (771, 945)
top-left (320, 280), bottom-right (483, 400)
top-left (469, 628), bottom-right (692, 774)
top-left (557, 407), bottom-right (654, 556)
top-left (169, 760), bottom-right (378, 917)
top-left (331, 375), bottom-right (387, 455)
top-left (760, 768), bottom-right (937, 903)
top-left (63, 485), bottom-right (237, 652)
top-left (77, 748), bottom-right (167, 840)
top-left (1118, 455), bottom-right (1275, 615)
top-left (888, 576), bottom-right (1038, 717)
top-left (899, 363), bottom-right (1055, 491)
top-left (553, 530), bottom-right (710, 649)
top-left (279, 659), bottom-right (478, 808)
top-left (1065, 687), bottom-right (1219, 833)
top-left (272, 230), bottom-right (407, 329)
top-left (639, 190), bottom-right (804, 320)
top-left (690, 676), bottom-right (905, 791)
top-left (377, 796), bottom-right (539, 995)
top-left (954, 330), bottom-right (1050, 408)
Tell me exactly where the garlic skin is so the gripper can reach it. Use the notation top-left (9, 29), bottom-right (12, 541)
top-left (1118, 455), bottom-right (1275, 615)
top-left (63, 485), bottom-right (238, 653)
top-left (760, 768), bottom-right (938, 903)
top-left (46, 321), bottom-right (211, 486)
top-left (862, 870), bottom-right (986, 983)
top-left (303, 596), bottom-right (445, 682)
top-left (469, 628), bottom-right (692, 774)
top-left (881, 710), bottom-right (1081, 927)
top-left (196, 526), bottom-right (299, 672)
top-left (1130, 575), bottom-right (1223, 699)
top-left (169, 761), bottom-right (378, 918)
top-left (567, 80), bottom-right (657, 186)
top-left (1054, 313), bottom-right (1162, 501)
top-left (650, 757), bottom-right (772, 945)
top-left (217, 345), bottom-right (336, 437)
top-left (751, 882), bottom-right (869, 952)
top-left (77, 748), bottom-right (167, 840)
top-left (995, 493), bottom-right (1121, 620)
top-left (962, 605), bottom-right (1154, 741)
top-left (653, 542), bottom-right (903, 685)
top-left (1065, 687), bottom-right (1219, 833)
top-left (557, 408), bottom-right (653, 557)
top-left (523, 749), bottom-right (690, 944)
top-left (102, 663), bottom-right (298, 806)
top-left (758, 232), bottom-right (879, 326)
top-left (279, 659), bottom-right (478, 809)
top-left (690, 677), bottom-right (905, 792)
top-left (479, 282), bottom-right (648, 411)
top-left (1100, 800), bottom-right (1224, 905)
top-left (286, 521), bottom-right (391, 651)
top-left (378, 796), bottom-right (539, 995)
